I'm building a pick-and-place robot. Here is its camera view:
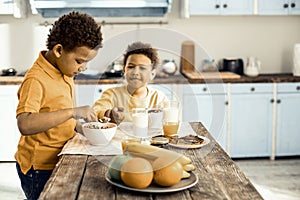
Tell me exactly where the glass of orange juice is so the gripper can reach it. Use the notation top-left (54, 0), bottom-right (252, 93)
top-left (163, 100), bottom-right (180, 136)
top-left (163, 120), bottom-right (180, 136)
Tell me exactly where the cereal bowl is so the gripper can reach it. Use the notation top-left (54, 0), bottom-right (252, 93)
top-left (82, 122), bottom-right (117, 145)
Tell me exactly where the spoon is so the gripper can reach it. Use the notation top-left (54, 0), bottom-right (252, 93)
top-left (99, 117), bottom-right (111, 123)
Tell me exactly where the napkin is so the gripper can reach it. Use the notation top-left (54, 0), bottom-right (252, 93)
top-left (58, 130), bottom-right (124, 156)
top-left (58, 122), bottom-right (197, 156)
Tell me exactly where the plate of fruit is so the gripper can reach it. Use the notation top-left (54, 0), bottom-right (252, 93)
top-left (105, 143), bottom-right (198, 193)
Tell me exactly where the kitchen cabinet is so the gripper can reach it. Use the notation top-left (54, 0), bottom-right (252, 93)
top-left (0, 0), bottom-right (14, 15)
top-left (75, 84), bottom-right (174, 107)
top-left (229, 83), bottom-right (273, 158)
top-left (275, 83), bottom-right (300, 156)
top-left (258, 0), bottom-right (300, 15)
top-left (148, 84), bottom-right (174, 100)
top-left (189, 0), bottom-right (254, 15)
top-left (75, 84), bottom-right (120, 107)
top-left (0, 85), bottom-right (20, 161)
top-left (181, 84), bottom-right (228, 150)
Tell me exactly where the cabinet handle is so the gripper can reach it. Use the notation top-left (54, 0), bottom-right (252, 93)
top-left (283, 3), bottom-right (289, 8)
top-left (291, 3), bottom-right (296, 8)
top-left (296, 86), bottom-right (300, 91)
top-left (98, 89), bottom-right (103, 93)
top-left (270, 99), bottom-right (274, 103)
top-left (215, 4), bottom-right (220, 9)
top-left (223, 4), bottom-right (228, 8)
top-left (203, 87), bottom-right (207, 92)
top-left (250, 87), bottom-right (255, 92)
top-left (225, 101), bottom-right (228, 105)
top-left (277, 99), bottom-right (281, 104)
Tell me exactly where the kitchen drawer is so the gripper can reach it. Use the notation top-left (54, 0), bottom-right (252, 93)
top-left (277, 83), bottom-right (300, 93)
top-left (230, 83), bottom-right (273, 94)
top-left (183, 84), bottom-right (227, 95)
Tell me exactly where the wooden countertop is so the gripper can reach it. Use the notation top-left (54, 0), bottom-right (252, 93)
top-left (2, 73), bottom-right (300, 85)
top-left (39, 122), bottom-right (263, 200)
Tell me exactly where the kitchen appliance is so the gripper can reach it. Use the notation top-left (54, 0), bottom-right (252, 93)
top-left (29, 0), bottom-right (171, 18)
top-left (180, 40), bottom-right (195, 73)
top-left (201, 59), bottom-right (218, 72)
top-left (162, 59), bottom-right (177, 75)
top-left (104, 61), bottom-right (123, 77)
top-left (219, 58), bottom-right (244, 75)
top-left (244, 57), bottom-right (261, 77)
top-left (1, 68), bottom-right (17, 76)
top-left (293, 43), bottom-right (300, 76)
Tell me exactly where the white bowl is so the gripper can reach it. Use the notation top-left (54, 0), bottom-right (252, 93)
top-left (82, 122), bottom-right (117, 145)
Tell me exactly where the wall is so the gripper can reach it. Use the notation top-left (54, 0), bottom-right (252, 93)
top-left (0, 0), bottom-right (299, 74)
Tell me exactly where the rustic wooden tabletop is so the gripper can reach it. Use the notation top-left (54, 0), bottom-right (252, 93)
top-left (39, 122), bottom-right (263, 200)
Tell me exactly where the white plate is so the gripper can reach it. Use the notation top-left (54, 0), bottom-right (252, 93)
top-left (168, 135), bottom-right (210, 149)
top-left (118, 122), bottom-right (162, 138)
top-left (105, 171), bottom-right (198, 193)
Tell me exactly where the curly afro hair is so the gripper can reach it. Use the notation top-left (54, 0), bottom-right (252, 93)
top-left (46, 11), bottom-right (103, 52)
top-left (123, 41), bottom-right (160, 69)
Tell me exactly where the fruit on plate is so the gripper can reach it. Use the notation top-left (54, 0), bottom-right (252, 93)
top-left (152, 156), bottom-right (184, 186)
top-left (124, 143), bottom-right (192, 165)
top-left (120, 157), bottom-right (153, 189)
top-left (108, 155), bottom-right (132, 181)
top-left (123, 143), bottom-right (195, 178)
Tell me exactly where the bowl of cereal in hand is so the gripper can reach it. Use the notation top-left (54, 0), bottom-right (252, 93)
top-left (82, 122), bottom-right (117, 145)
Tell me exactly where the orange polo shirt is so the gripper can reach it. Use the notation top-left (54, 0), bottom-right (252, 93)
top-left (15, 51), bottom-right (76, 174)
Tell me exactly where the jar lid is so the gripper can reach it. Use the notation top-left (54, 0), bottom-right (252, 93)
top-left (151, 136), bottom-right (169, 145)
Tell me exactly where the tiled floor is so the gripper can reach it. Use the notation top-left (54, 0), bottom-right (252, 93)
top-left (0, 159), bottom-right (299, 200)
top-left (235, 158), bottom-right (300, 200)
top-left (0, 162), bottom-right (24, 200)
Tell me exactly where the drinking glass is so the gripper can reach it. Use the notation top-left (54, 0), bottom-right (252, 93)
top-left (132, 108), bottom-right (149, 144)
top-left (163, 100), bottom-right (180, 136)
top-left (148, 105), bottom-right (164, 136)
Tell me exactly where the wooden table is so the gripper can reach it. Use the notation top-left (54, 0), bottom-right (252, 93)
top-left (39, 122), bottom-right (263, 200)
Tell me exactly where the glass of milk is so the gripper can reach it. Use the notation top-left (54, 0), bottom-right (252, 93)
top-left (132, 108), bottom-right (148, 139)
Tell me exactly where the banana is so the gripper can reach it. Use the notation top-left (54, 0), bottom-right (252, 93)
top-left (183, 164), bottom-right (196, 172)
top-left (124, 143), bottom-right (192, 165)
top-left (182, 170), bottom-right (191, 178)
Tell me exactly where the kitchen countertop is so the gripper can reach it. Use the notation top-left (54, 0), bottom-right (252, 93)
top-left (2, 73), bottom-right (300, 85)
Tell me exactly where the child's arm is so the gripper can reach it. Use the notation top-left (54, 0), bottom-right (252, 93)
top-left (17, 105), bottom-right (97, 135)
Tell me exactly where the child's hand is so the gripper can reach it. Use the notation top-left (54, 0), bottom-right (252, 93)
top-left (72, 106), bottom-right (97, 122)
top-left (106, 107), bottom-right (124, 124)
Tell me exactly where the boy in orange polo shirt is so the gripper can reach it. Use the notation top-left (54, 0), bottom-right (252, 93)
top-left (15, 11), bottom-right (103, 200)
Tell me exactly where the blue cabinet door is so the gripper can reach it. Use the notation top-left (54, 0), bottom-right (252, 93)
top-left (258, 0), bottom-right (300, 15)
top-left (190, 0), bottom-right (253, 15)
top-left (182, 84), bottom-right (227, 149)
top-left (148, 84), bottom-right (173, 100)
top-left (276, 83), bottom-right (300, 156)
top-left (230, 84), bottom-right (273, 158)
top-left (289, 0), bottom-right (300, 14)
top-left (258, 0), bottom-right (288, 15)
top-left (0, 86), bottom-right (20, 161)
top-left (75, 84), bottom-right (118, 107)
top-left (190, 0), bottom-right (222, 15)
top-left (221, 0), bottom-right (254, 15)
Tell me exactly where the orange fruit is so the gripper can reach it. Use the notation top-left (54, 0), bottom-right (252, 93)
top-left (120, 157), bottom-right (153, 189)
top-left (108, 155), bottom-right (132, 181)
top-left (152, 156), bottom-right (183, 187)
